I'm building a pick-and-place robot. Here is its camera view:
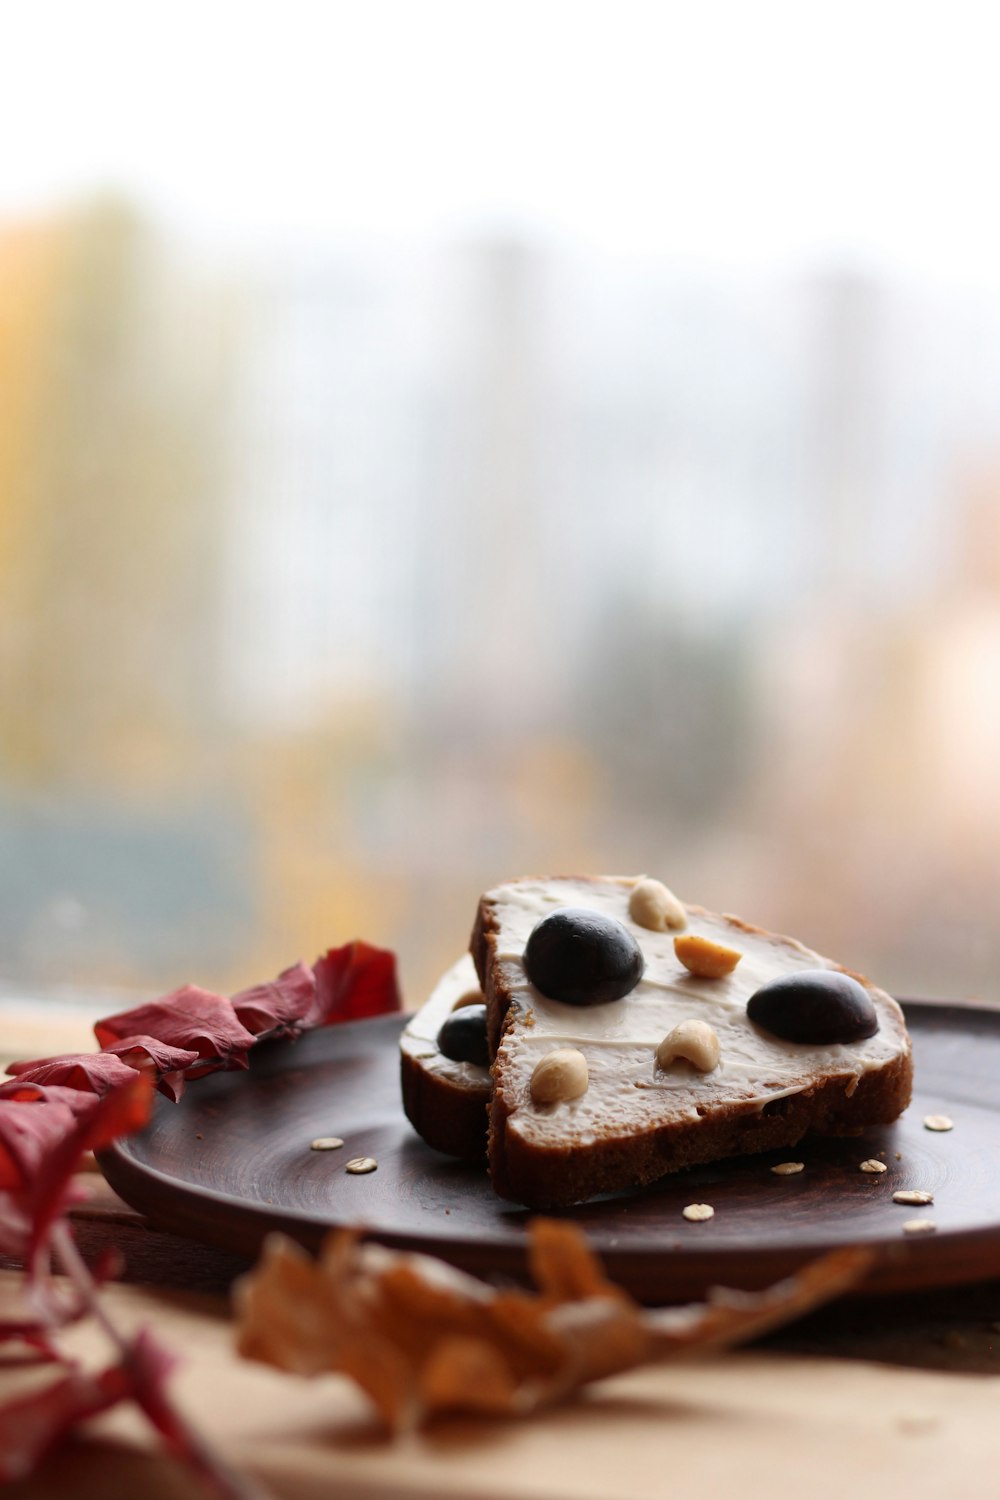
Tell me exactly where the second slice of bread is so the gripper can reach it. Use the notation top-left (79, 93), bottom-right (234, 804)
top-left (400, 955), bottom-right (491, 1158)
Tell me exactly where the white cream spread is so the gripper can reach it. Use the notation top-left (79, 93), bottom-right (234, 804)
top-left (485, 877), bottom-right (911, 1150)
top-left (400, 954), bottom-right (490, 1090)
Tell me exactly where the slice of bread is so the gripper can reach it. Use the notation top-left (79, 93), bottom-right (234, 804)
top-left (400, 955), bottom-right (491, 1158)
top-left (471, 876), bottom-right (913, 1208)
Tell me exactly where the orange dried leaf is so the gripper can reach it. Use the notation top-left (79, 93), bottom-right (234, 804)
top-left (418, 1335), bottom-right (520, 1418)
top-left (233, 1223), bottom-right (870, 1431)
top-left (528, 1217), bottom-right (629, 1304)
top-left (644, 1246), bottom-right (872, 1354)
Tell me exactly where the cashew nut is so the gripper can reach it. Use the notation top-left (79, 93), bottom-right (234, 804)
top-left (655, 1019), bottom-right (720, 1073)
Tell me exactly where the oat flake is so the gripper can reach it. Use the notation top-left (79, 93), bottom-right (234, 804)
top-left (770, 1162), bottom-right (804, 1176)
top-left (893, 1190), bottom-right (934, 1206)
top-left (923, 1115), bottom-right (954, 1132)
top-left (345, 1157), bottom-right (378, 1175)
top-left (682, 1203), bottom-right (715, 1222)
top-left (860, 1159), bottom-right (887, 1174)
top-left (310, 1137), bottom-right (345, 1151)
top-left (902, 1218), bottom-right (937, 1235)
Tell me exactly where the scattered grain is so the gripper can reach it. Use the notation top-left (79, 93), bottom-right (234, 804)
top-left (345, 1157), bottom-right (378, 1175)
top-left (771, 1161), bottom-right (805, 1176)
top-left (310, 1137), bottom-right (345, 1151)
top-left (682, 1203), bottom-right (715, 1222)
top-left (923, 1114), bottom-right (954, 1132)
top-left (860, 1159), bottom-right (888, 1174)
top-left (893, 1190), bottom-right (934, 1206)
top-left (902, 1218), bottom-right (937, 1235)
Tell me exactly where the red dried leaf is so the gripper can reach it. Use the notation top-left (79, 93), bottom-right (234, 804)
top-left (0, 1192), bottom-right (35, 1260)
top-left (0, 1361), bottom-right (133, 1481)
top-left (0, 1329), bottom-right (174, 1485)
top-left (0, 1080), bottom-right (104, 1117)
top-left (0, 1262), bottom-right (115, 1348)
top-left (0, 1099), bottom-right (86, 1260)
top-left (0, 1075), bottom-right (153, 1264)
top-left (94, 985), bottom-right (257, 1077)
top-left (6, 1052), bottom-right (142, 1096)
top-left (31, 1073), bottom-right (153, 1264)
top-left (308, 941), bottom-right (401, 1028)
top-left (121, 1325), bottom-right (192, 1448)
top-left (0, 1314), bottom-right (72, 1348)
top-left (115, 1326), bottom-right (179, 1427)
top-left (101, 1036), bottom-right (201, 1102)
top-left (101, 1035), bottom-right (200, 1073)
top-left (0, 1101), bottom-right (80, 1193)
top-left (73, 1071), bottom-right (154, 1159)
top-left (231, 961), bottom-right (316, 1039)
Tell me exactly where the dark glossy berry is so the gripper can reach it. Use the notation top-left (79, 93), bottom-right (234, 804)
top-left (523, 907), bottom-right (644, 1006)
top-left (747, 970), bottom-right (879, 1044)
top-left (437, 1004), bottom-right (490, 1066)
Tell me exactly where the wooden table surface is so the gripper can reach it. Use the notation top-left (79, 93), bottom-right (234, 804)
top-left (3, 1003), bottom-right (1000, 1498)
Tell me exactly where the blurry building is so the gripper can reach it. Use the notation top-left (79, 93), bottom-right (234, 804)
top-left (3, 205), bottom-right (1000, 1004)
top-left (0, 201), bottom-right (250, 987)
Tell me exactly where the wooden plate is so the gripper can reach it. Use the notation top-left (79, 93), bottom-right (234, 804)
top-left (98, 1000), bottom-right (1000, 1301)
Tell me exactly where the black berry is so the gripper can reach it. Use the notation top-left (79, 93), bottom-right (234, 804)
top-left (436, 1004), bottom-right (490, 1066)
top-left (747, 970), bottom-right (879, 1045)
top-left (523, 907), bottom-right (644, 1006)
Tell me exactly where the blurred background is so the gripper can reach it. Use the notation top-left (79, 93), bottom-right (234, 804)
top-left (2, 1), bottom-right (1000, 1011)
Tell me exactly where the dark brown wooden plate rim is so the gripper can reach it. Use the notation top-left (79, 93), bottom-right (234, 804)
top-left (98, 997), bottom-right (1000, 1302)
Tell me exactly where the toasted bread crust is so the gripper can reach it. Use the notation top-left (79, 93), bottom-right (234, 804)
top-left (400, 1049), bottom-right (489, 1159)
top-left (488, 1047), bottom-right (913, 1208)
top-left (470, 893), bottom-right (504, 1052)
top-left (473, 877), bottom-right (914, 1209)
